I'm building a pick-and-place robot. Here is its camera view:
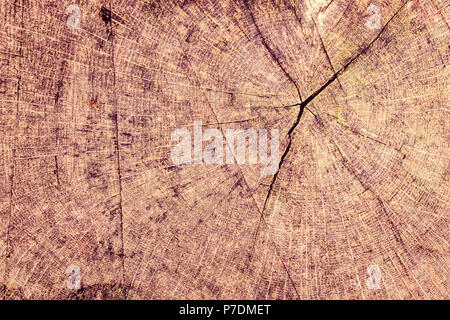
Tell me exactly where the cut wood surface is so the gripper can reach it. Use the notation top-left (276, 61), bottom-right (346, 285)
top-left (0, 0), bottom-right (449, 299)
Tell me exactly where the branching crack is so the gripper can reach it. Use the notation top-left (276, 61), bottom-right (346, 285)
top-left (243, 0), bottom-right (303, 101)
top-left (249, 0), bottom-right (409, 261)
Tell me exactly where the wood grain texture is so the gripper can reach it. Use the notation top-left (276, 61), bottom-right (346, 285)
top-left (0, 0), bottom-right (448, 299)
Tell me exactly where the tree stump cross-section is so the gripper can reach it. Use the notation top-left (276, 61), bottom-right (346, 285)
top-left (0, 0), bottom-right (449, 299)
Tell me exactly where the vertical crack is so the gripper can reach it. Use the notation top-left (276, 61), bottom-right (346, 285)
top-left (54, 62), bottom-right (66, 157)
top-left (101, 3), bottom-right (126, 295)
top-left (54, 155), bottom-right (60, 186)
